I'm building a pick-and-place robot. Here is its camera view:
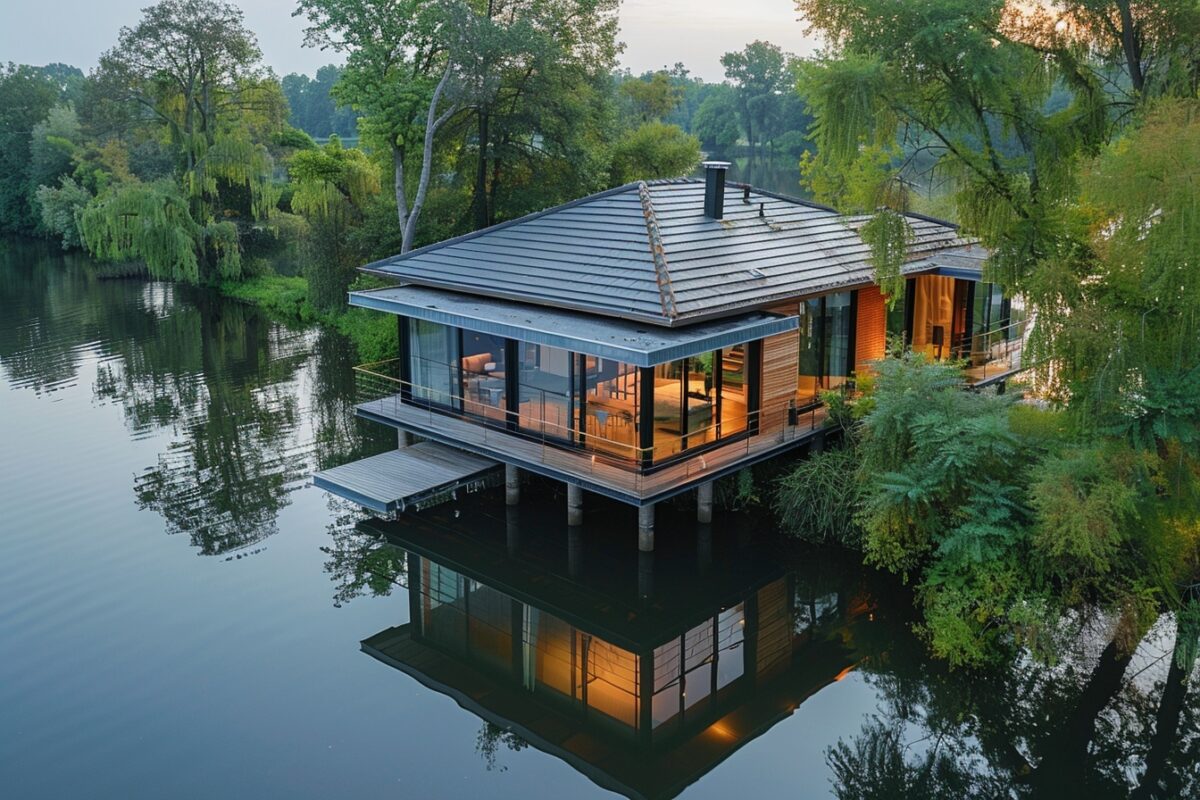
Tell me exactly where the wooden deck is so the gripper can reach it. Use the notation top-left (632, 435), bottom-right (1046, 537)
top-left (312, 443), bottom-right (499, 516)
top-left (356, 394), bottom-right (825, 505)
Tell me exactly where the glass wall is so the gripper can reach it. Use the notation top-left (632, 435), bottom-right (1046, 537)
top-left (910, 275), bottom-right (958, 360)
top-left (408, 319), bottom-right (460, 406)
top-left (797, 298), bottom-right (823, 403)
top-left (460, 330), bottom-right (508, 423)
top-left (517, 343), bottom-right (575, 441)
top-left (823, 292), bottom-right (853, 390)
top-left (401, 318), bottom-right (758, 465)
top-left (719, 345), bottom-right (748, 436)
top-left (796, 293), bottom-right (854, 401)
top-left (582, 357), bottom-right (640, 460)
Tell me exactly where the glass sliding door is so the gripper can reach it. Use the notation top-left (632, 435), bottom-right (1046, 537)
top-left (583, 356), bottom-right (640, 461)
top-left (719, 345), bottom-right (748, 436)
top-left (823, 292), bottom-right (853, 390)
top-left (797, 298), bottom-right (823, 403)
top-left (408, 319), bottom-right (460, 407)
top-left (460, 329), bottom-right (508, 424)
top-left (517, 343), bottom-right (574, 441)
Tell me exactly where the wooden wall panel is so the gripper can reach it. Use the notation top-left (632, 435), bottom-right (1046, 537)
top-left (856, 286), bottom-right (886, 374)
top-left (761, 329), bottom-right (799, 415)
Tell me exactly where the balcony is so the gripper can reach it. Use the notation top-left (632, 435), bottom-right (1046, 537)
top-left (960, 318), bottom-right (1028, 386)
top-left (353, 361), bottom-right (826, 505)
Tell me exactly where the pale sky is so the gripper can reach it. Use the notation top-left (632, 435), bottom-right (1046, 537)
top-left (1, 0), bottom-right (820, 83)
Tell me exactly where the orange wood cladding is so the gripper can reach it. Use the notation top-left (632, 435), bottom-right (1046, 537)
top-left (761, 329), bottom-right (800, 415)
top-left (855, 286), bottom-right (886, 374)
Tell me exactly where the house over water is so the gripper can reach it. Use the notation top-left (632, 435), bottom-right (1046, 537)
top-left (314, 162), bottom-right (1024, 545)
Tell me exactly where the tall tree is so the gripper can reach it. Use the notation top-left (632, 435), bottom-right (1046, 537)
top-left (721, 41), bottom-right (794, 165)
top-left (0, 64), bottom-right (59, 235)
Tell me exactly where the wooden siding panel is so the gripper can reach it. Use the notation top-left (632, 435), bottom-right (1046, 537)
top-left (856, 285), bottom-right (886, 374)
top-left (761, 329), bottom-right (799, 414)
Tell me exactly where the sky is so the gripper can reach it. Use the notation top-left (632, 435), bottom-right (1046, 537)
top-left (0, 0), bottom-right (821, 83)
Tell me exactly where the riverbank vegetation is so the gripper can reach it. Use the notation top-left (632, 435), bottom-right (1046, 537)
top-left (0, 0), bottom-right (814, 360)
top-left (777, 0), bottom-right (1200, 680)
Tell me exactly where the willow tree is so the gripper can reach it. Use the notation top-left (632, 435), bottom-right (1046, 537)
top-left (795, 0), bottom-right (1111, 304)
top-left (289, 137), bottom-right (381, 310)
top-left (82, 0), bottom-right (284, 281)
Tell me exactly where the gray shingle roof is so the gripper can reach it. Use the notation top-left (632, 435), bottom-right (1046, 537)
top-left (362, 179), bottom-right (977, 327)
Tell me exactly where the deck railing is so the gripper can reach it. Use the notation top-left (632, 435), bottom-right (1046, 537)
top-left (353, 360), bottom-right (826, 492)
top-left (961, 317), bottom-right (1029, 385)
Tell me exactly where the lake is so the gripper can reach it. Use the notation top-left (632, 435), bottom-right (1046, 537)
top-left (1, 238), bottom-right (1194, 799)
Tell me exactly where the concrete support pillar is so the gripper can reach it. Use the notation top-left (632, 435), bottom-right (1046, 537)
top-left (505, 506), bottom-right (520, 556)
top-left (637, 503), bottom-right (655, 552)
top-left (638, 550), bottom-right (655, 601)
top-left (567, 483), bottom-right (584, 526)
top-left (505, 465), bottom-right (521, 506)
top-left (397, 429), bottom-right (414, 447)
top-left (568, 527), bottom-right (584, 578)
top-left (697, 524), bottom-right (712, 575)
top-left (696, 481), bottom-right (714, 524)
top-left (812, 430), bottom-right (825, 454)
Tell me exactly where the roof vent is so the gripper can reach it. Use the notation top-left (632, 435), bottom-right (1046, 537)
top-left (747, 268), bottom-right (766, 280)
top-left (702, 161), bottom-right (729, 220)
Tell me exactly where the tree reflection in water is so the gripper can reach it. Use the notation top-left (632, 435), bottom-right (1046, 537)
top-left (830, 607), bottom-right (1200, 800)
top-left (0, 239), bottom-right (390, 557)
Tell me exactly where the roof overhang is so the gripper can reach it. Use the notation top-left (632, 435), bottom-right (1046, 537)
top-left (349, 285), bottom-right (798, 367)
top-left (903, 244), bottom-right (989, 282)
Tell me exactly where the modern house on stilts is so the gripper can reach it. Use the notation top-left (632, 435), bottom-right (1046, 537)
top-left (314, 162), bottom-right (1025, 546)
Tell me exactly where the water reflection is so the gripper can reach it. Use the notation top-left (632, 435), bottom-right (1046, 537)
top-left (343, 504), bottom-right (905, 800)
top-left (332, 499), bottom-right (1200, 800)
top-left (0, 238), bottom-right (389, 556)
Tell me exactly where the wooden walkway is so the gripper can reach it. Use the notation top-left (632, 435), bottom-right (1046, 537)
top-left (356, 395), bottom-right (824, 505)
top-left (312, 442), bottom-right (499, 516)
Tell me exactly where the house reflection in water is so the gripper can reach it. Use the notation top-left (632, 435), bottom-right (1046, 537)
top-left (357, 508), bottom-right (888, 800)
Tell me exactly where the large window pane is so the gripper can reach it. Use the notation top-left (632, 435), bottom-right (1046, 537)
top-left (824, 292), bottom-right (852, 389)
top-left (460, 329), bottom-right (507, 423)
top-left (518, 343), bottom-right (573, 440)
top-left (409, 319), bottom-right (459, 406)
top-left (583, 357), bottom-right (639, 461)
top-left (720, 346), bottom-right (748, 436)
top-left (797, 298), bottom-right (822, 402)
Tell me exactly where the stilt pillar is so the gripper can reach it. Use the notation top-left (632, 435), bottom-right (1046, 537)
top-left (696, 481), bottom-right (713, 524)
top-left (638, 550), bottom-right (655, 601)
top-left (397, 429), bottom-right (414, 447)
top-left (568, 527), bottom-right (583, 578)
top-left (637, 503), bottom-right (655, 552)
top-left (567, 483), bottom-right (584, 526)
top-left (505, 464), bottom-right (521, 506)
top-left (697, 524), bottom-right (712, 575)
top-left (506, 506), bottom-right (520, 556)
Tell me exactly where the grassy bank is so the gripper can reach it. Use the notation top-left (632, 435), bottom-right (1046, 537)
top-left (218, 275), bottom-right (397, 363)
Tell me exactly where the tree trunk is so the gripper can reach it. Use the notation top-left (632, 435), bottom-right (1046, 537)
top-left (393, 143), bottom-right (409, 235)
top-left (1118, 1), bottom-right (1146, 93)
top-left (473, 109), bottom-right (490, 230)
top-left (402, 64), bottom-right (457, 253)
top-left (1026, 636), bottom-right (1135, 793)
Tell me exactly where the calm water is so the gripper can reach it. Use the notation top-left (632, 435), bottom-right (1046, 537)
top-left (2, 239), bottom-right (1196, 799)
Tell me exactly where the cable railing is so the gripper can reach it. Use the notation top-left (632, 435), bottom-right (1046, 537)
top-left (959, 317), bottom-right (1029, 384)
top-left (352, 359), bottom-right (827, 494)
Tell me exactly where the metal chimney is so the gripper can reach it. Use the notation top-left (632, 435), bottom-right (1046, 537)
top-left (702, 161), bottom-right (730, 219)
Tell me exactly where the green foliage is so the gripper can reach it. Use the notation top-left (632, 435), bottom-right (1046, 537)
top-left (691, 86), bottom-right (741, 149)
top-left (609, 122), bottom-right (701, 184)
top-left (858, 208), bottom-right (913, 306)
top-left (80, 181), bottom-right (201, 282)
top-left (775, 446), bottom-right (864, 547)
top-left (0, 63), bottom-right (60, 235)
top-left (35, 177), bottom-right (91, 250)
top-left (288, 137), bottom-right (381, 311)
top-left (619, 71), bottom-right (682, 122)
